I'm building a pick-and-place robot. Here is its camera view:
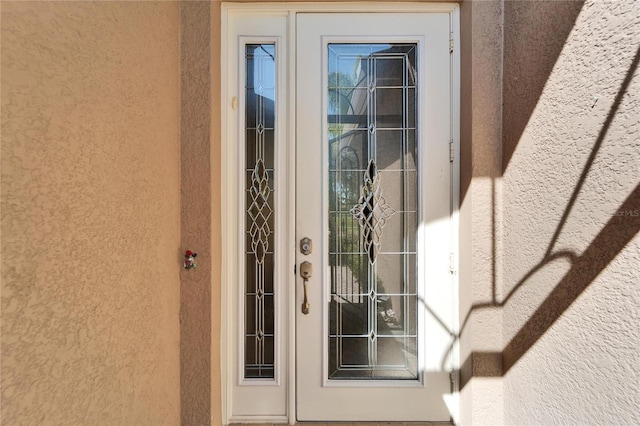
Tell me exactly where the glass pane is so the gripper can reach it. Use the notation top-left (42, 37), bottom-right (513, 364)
top-left (327, 43), bottom-right (418, 380)
top-left (245, 44), bottom-right (276, 379)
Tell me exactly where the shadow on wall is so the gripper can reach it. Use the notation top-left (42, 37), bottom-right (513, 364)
top-left (460, 0), bottom-right (585, 204)
top-left (450, 0), bottom-right (640, 387)
top-left (501, 0), bottom-right (586, 172)
top-left (455, 43), bottom-right (640, 388)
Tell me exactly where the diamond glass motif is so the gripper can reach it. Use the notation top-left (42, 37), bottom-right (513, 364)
top-left (350, 160), bottom-right (396, 265)
top-left (248, 159), bottom-right (272, 264)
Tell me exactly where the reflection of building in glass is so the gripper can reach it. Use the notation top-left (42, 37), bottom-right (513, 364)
top-left (328, 44), bottom-right (419, 380)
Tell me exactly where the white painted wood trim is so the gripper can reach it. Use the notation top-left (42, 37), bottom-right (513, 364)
top-left (224, 2), bottom-right (459, 13)
top-left (285, 10), bottom-right (297, 424)
top-left (221, 10), bottom-right (289, 422)
top-left (228, 414), bottom-right (289, 424)
top-left (448, 5), bottom-right (461, 424)
top-left (220, 5), bottom-right (231, 424)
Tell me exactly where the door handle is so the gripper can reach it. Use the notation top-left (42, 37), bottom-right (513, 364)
top-left (300, 261), bottom-right (312, 315)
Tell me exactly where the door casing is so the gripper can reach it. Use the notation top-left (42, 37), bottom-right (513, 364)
top-left (220, 3), bottom-right (461, 424)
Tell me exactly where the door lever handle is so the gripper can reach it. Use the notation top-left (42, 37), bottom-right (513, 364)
top-left (302, 283), bottom-right (310, 315)
top-left (300, 261), bottom-right (312, 315)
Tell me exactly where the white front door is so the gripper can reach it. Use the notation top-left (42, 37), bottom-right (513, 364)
top-left (223, 6), bottom-right (458, 423)
top-left (295, 13), bottom-right (455, 422)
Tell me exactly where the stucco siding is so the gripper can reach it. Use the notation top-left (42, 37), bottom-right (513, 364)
top-left (458, 0), bottom-right (505, 423)
top-left (180, 1), bottom-right (215, 425)
top-left (1, 2), bottom-right (181, 424)
top-left (502, 0), bottom-right (640, 423)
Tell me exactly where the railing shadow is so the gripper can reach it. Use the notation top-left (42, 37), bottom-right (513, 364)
top-left (425, 43), bottom-right (640, 388)
top-left (501, 0), bottom-right (586, 172)
top-left (460, 43), bottom-right (640, 385)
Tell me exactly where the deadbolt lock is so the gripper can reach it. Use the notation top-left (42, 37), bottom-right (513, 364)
top-left (300, 237), bottom-right (312, 255)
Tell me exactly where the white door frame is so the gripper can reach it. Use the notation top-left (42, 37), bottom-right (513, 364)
top-left (220, 4), bottom-right (460, 424)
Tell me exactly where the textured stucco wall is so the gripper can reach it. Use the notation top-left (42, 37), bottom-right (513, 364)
top-left (502, 0), bottom-right (640, 424)
top-left (457, 0), bottom-right (505, 424)
top-left (1, 2), bottom-right (181, 424)
top-left (180, 1), bottom-right (217, 425)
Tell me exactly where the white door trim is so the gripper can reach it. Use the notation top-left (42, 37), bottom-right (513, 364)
top-left (220, 4), bottom-right (460, 424)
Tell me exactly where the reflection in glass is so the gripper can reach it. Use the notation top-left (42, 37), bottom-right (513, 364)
top-left (245, 44), bottom-right (275, 379)
top-left (328, 43), bottom-right (418, 380)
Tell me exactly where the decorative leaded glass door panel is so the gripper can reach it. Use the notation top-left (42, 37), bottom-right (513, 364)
top-left (296, 13), bottom-right (455, 422)
top-left (327, 42), bottom-right (419, 381)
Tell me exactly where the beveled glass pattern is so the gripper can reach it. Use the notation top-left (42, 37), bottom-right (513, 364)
top-left (328, 43), bottom-right (418, 380)
top-left (245, 44), bottom-right (275, 379)
top-left (350, 159), bottom-right (396, 264)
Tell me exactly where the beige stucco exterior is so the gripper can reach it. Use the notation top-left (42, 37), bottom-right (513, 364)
top-left (501, 1), bottom-right (639, 423)
top-left (1, 1), bottom-right (181, 424)
top-left (1, 0), bottom-right (638, 425)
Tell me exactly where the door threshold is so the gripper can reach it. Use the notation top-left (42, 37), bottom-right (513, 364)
top-left (230, 422), bottom-right (454, 426)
